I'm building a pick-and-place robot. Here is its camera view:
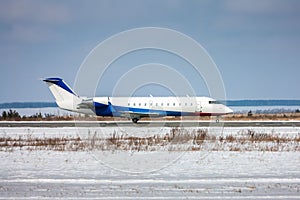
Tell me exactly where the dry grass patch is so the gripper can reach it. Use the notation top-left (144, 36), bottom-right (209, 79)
top-left (0, 128), bottom-right (299, 152)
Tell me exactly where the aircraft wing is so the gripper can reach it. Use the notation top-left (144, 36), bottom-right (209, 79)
top-left (119, 111), bottom-right (160, 118)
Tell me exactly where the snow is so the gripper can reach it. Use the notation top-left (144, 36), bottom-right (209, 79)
top-left (0, 125), bottom-right (299, 199)
top-left (231, 105), bottom-right (300, 113)
top-left (0, 151), bottom-right (299, 199)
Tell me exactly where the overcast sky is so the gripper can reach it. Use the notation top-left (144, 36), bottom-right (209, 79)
top-left (1, 0), bottom-right (300, 102)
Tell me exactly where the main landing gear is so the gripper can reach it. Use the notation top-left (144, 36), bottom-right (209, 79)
top-left (132, 118), bottom-right (139, 123)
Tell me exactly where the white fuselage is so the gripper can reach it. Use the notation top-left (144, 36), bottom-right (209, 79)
top-left (91, 96), bottom-right (232, 117)
top-left (43, 77), bottom-right (233, 123)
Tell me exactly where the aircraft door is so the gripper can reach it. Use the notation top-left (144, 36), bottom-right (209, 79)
top-left (196, 101), bottom-right (202, 112)
top-left (149, 100), bottom-right (153, 110)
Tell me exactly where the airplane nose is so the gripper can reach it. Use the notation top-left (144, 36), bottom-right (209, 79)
top-left (226, 106), bottom-right (233, 114)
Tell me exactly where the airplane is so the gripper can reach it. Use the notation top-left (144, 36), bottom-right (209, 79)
top-left (43, 77), bottom-right (233, 123)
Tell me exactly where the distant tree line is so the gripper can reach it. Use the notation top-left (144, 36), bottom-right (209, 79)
top-left (0, 109), bottom-right (73, 121)
top-left (1, 109), bottom-right (21, 119)
top-left (1, 109), bottom-right (46, 120)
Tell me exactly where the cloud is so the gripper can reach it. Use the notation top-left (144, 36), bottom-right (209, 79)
top-left (2, 24), bottom-right (56, 43)
top-left (223, 0), bottom-right (300, 15)
top-left (0, 0), bottom-right (71, 43)
top-left (0, 0), bottom-right (71, 24)
top-left (210, 0), bottom-right (300, 36)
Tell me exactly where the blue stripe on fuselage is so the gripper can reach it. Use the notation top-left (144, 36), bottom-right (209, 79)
top-left (93, 101), bottom-right (192, 117)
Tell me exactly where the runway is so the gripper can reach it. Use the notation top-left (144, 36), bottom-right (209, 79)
top-left (0, 120), bottom-right (300, 127)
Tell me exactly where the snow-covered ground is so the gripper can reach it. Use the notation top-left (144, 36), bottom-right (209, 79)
top-left (231, 105), bottom-right (300, 113)
top-left (0, 151), bottom-right (299, 199)
top-left (0, 126), bottom-right (299, 199)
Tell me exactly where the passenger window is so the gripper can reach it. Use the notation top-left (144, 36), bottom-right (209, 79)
top-left (144, 103), bottom-right (147, 106)
top-left (133, 103), bottom-right (136, 106)
top-left (173, 103), bottom-right (175, 106)
top-left (161, 103), bottom-right (164, 106)
top-left (128, 103), bottom-right (130, 106)
top-left (167, 103), bottom-right (169, 106)
top-left (139, 103), bottom-right (141, 106)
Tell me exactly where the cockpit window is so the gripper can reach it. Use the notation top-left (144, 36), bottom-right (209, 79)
top-left (209, 100), bottom-right (223, 104)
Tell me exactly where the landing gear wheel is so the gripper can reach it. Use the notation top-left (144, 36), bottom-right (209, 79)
top-left (132, 118), bottom-right (139, 123)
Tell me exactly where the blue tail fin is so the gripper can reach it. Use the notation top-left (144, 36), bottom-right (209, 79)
top-left (43, 77), bottom-right (78, 97)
